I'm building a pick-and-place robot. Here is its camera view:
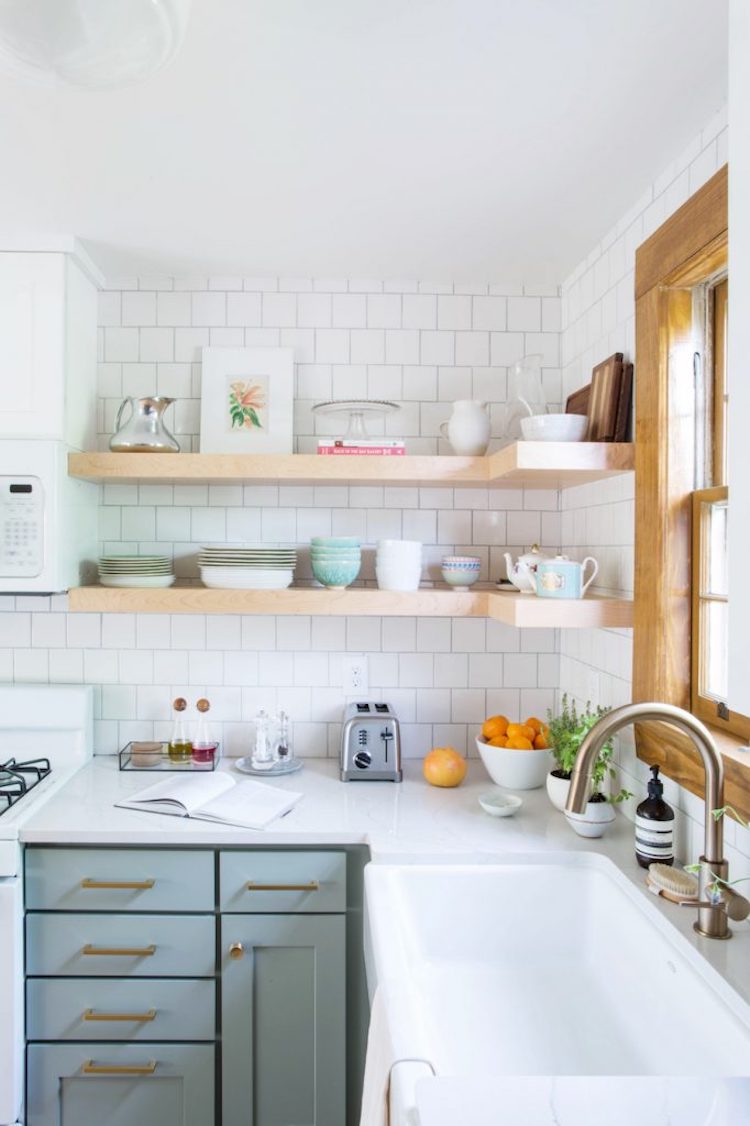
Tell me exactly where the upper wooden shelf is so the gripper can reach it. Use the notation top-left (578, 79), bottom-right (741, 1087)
top-left (68, 443), bottom-right (634, 490)
top-left (67, 585), bottom-right (633, 628)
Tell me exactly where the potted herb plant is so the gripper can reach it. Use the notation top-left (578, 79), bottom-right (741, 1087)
top-left (546, 696), bottom-right (632, 837)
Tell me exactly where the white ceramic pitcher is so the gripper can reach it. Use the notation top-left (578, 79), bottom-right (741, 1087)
top-left (439, 400), bottom-right (491, 456)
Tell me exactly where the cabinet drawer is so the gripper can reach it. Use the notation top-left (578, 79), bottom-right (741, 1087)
top-left (27, 978), bottom-right (216, 1042)
top-left (25, 847), bottom-right (214, 912)
top-left (27, 1042), bottom-right (215, 1126)
top-left (220, 850), bottom-right (346, 913)
top-left (26, 914), bottom-right (216, 977)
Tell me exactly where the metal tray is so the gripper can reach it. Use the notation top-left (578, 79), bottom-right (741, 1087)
top-left (119, 741), bottom-right (219, 772)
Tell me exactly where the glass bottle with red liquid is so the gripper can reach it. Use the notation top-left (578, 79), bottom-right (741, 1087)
top-left (192, 698), bottom-right (219, 765)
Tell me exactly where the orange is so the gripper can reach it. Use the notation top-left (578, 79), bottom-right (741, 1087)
top-left (525, 716), bottom-right (544, 734)
top-left (423, 747), bottom-right (467, 788)
top-left (482, 714), bottom-right (509, 740)
top-left (533, 732), bottom-right (549, 750)
top-left (507, 722), bottom-right (535, 742)
top-left (488, 735), bottom-right (509, 747)
top-left (506, 735), bottom-right (534, 750)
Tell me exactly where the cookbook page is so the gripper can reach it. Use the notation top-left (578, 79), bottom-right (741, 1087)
top-left (116, 771), bottom-right (235, 815)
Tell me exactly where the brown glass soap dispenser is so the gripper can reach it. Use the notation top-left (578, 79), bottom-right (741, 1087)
top-left (635, 765), bottom-right (675, 869)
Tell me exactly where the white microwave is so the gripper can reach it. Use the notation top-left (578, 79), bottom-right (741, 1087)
top-left (0, 440), bottom-right (97, 593)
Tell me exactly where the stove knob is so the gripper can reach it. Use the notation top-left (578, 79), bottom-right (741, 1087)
top-left (354, 750), bottom-right (371, 770)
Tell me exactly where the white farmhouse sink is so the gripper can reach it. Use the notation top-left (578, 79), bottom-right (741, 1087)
top-left (364, 854), bottom-right (750, 1090)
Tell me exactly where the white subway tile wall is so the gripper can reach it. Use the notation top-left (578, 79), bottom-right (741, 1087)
top-left (1, 278), bottom-right (563, 765)
top-left (558, 106), bottom-right (750, 871)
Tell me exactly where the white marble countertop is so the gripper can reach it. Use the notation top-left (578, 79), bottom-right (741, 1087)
top-left (19, 755), bottom-right (750, 1004)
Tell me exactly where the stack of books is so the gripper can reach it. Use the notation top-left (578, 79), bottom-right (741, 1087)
top-left (316, 439), bottom-right (405, 456)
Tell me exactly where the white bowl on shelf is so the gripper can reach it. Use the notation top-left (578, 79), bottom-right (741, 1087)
top-left (520, 414), bottom-right (588, 442)
top-left (376, 567), bottom-right (422, 592)
top-left (475, 736), bottom-right (552, 790)
top-left (200, 567), bottom-right (293, 590)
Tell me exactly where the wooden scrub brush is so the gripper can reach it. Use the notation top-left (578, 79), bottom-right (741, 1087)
top-left (646, 863), bottom-right (699, 904)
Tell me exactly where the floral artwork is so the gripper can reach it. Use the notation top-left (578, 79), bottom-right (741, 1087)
top-left (228, 377), bottom-right (267, 431)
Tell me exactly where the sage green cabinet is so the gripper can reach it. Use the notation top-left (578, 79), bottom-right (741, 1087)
top-left (221, 914), bottom-right (346, 1126)
top-left (26, 1043), bottom-right (215, 1126)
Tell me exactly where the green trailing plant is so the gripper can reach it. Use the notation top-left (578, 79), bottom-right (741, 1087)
top-left (546, 694), bottom-right (632, 805)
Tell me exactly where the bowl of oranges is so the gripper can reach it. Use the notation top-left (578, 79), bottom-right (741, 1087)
top-left (476, 715), bottom-right (552, 790)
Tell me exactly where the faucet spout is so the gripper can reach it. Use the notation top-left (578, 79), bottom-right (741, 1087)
top-left (565, 701), bottom-right (738, 939)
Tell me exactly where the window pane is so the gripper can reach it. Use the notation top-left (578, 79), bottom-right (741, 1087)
top-left (706, 499), bottom-right (728, 596)
top-left (702, 599), bottom-right (728, 701)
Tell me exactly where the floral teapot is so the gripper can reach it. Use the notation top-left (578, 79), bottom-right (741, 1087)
top-left (503, 545), bottom-right (558, 594)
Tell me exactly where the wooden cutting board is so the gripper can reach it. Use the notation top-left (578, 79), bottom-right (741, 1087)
top-left (587, 352), bottom-right (623, 441)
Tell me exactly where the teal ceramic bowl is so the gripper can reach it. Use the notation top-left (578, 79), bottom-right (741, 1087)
top-left (310, 537), bottom-right (361, 548)
top-left (311, 557), bottom-right (362, 589)
top-left (311, 551), bottom-right (361, 561)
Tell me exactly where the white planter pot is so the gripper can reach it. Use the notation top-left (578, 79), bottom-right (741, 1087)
top-left (546, 770), bottom-right (572, 812)
top-left (565, 799), bottom-right (616, 839)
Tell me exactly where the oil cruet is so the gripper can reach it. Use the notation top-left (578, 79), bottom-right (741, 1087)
top-left (110, 396), bottom-right (180, 452)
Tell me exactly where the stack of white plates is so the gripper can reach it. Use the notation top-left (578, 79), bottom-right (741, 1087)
top-left (199, 546), bottom-right (297, 590)
top-left (98, 556), bottom-right (175, 589)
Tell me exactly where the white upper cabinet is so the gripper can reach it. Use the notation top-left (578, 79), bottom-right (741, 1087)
top-left (0, 251), bottom-right (97, 449)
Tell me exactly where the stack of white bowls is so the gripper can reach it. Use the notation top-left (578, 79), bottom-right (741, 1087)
top-left (98, 555), bottom-right (175, 588)
top-left (199, 545), bottom-right (296, 590)
top-left (376, 540), bottom-right (422, 592)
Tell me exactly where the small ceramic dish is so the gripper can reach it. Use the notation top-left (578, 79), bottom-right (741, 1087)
top-left (478, 790), bottom-right (523, 817)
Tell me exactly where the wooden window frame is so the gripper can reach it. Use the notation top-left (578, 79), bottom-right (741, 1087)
top-left (691, 485), bottom-right (729, 722)
top-left (633, 164), bottom-right (750, 822)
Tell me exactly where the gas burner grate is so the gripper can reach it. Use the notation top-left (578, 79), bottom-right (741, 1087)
top-left (0, 756), bottom-right (52, 815)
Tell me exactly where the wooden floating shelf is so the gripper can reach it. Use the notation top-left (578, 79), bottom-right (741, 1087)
top-left (67, 585), bottom-right (633, 628)
top-left (487, 591), bottom-right (633, 629)
top-left (68, 443), bottom-right (634, 490)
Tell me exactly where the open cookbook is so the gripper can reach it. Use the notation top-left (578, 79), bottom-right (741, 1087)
top-left (115, 772), bottom-right (302, 830)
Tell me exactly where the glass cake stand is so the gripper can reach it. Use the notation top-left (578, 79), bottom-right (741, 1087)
top-left (311, 399), bottom-right (400, 440)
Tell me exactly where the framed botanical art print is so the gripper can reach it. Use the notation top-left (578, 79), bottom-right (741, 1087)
top-left (199, 347), bottom-right (294, 453)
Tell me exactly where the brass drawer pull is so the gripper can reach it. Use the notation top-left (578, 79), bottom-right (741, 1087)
top-left (82, 1060), bottom-right (156, 1076)
top-left (229, 942), bottom-right (244, 960)
top-left (83, 1009), bottom-right (157, 1022)
top-left (80, 878), bottom-right (155, 890)
top-left (82, 944), bottom-right (156, 957)
top-left (245, 881), bottom-right (320, 892)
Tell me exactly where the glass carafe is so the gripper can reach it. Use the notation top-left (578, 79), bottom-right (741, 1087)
top-left (502, 354), bottom-right (548, 442)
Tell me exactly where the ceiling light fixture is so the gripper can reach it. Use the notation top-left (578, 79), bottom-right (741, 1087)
top-left (0, 0), bottom-right (191, 89)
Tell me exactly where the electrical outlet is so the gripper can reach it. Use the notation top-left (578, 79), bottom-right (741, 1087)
top-left (342, 655), bottom-right (368, 695)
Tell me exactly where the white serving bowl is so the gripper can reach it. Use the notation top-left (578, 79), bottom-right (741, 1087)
top-left (520, 413), bottom-right (588, 442)
top-left (475, 736), bottom-right (553, 790)
top-left (200, 567), bottom-right (293, 590)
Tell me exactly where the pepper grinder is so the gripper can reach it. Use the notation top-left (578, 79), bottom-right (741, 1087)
top-left (251, 708), bottom-right (274, 771)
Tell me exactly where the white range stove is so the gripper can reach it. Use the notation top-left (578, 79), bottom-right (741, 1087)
top-left (0, 685), bottom-right (92, 1126)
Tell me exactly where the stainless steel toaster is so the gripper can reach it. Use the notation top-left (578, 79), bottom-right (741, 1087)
top-left (340, 701), bottom-right (402, 782)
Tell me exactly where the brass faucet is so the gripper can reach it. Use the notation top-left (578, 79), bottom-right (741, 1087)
top-left (566, 701), bottom-right (750, 939)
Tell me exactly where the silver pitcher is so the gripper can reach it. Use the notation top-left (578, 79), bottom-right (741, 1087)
top-left (110, 397), bottom-right (180, 453)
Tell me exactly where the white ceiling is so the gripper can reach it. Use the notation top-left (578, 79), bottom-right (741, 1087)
top-left (0, 0), bottom-right (727, 283)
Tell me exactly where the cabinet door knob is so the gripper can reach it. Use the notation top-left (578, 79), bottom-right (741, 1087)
top-left (229, 941), bottom-right (245, 960)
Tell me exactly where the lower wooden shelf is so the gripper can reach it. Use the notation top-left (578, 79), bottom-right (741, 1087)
top-left (487, 591), bottom-right (633, 629)
top-left (67, 585), bottom-right (633, 627)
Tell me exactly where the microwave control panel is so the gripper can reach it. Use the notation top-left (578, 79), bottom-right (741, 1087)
top-left (0, 476), bottom-right (44, 577)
